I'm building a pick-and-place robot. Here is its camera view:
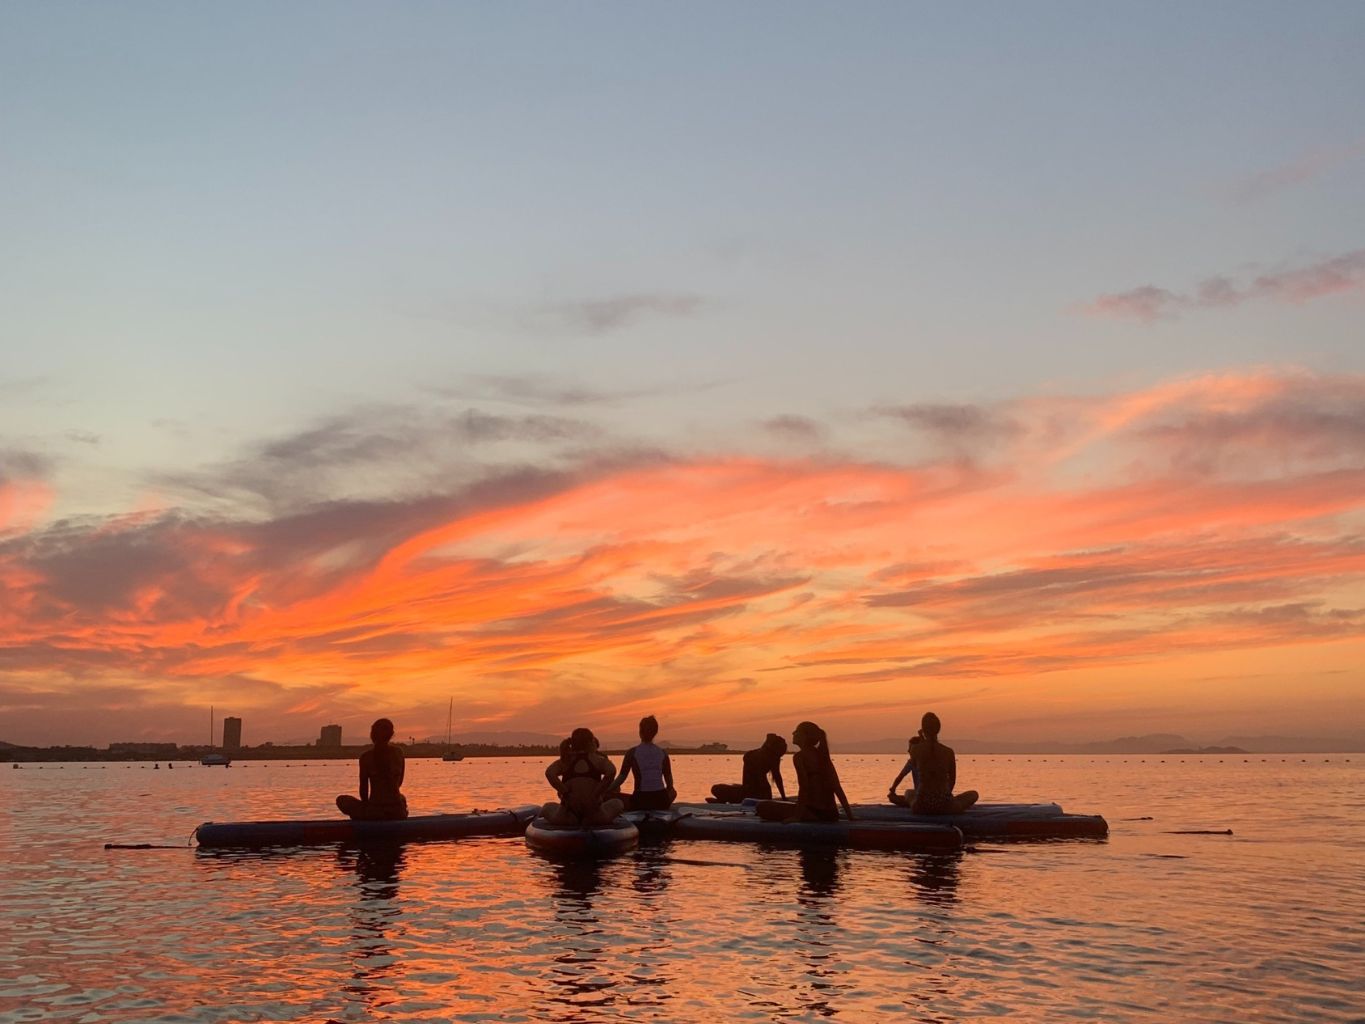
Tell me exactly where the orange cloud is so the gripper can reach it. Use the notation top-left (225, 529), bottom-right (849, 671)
top-left (2, 368), bottom-right (1363, 744)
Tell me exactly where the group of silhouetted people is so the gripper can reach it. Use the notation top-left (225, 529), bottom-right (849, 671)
top-left (335, 711), bottom-right (976, 824)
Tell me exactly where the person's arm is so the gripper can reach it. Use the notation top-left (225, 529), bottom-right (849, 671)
top-left (833, 765), bottom-right (854, 820)
top-left (790, 756), bottom-right (808, 821)
top-left (393, 749), bottom-right (405, 791)
top-left (772, 761), bottom-right (787, 800)
top-left (662, 752), bottom-right (674, 791)
top-left (611, 749), bottom-right (636, 791)
top-left (595, 756), bottom-right (618, 799)
top-left (888, 757), bottom-right (913, 797)
top-left (948, 749), bottom-right (957, 793)
top-left (358, 756), bottom-right (370, 804)
top-left (545, 760), bottom-right (564, 795)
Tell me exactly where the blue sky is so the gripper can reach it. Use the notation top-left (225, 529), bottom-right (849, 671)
top-left (4, 5), bottom-right (1362, 477)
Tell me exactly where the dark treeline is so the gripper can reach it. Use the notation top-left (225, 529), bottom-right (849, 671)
top-left (1, 741), bottom-right (735, 763)
top-left (2, 742), bottom-right (556, 763)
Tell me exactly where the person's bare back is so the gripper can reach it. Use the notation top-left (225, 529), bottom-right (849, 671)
top-left (909, 712), bottom-right (978, 815)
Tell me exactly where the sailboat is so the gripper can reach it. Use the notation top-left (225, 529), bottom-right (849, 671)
top-left (201, 705), bottom-right (231, 766)
top-left (442, 699), bottom-right (464, 762)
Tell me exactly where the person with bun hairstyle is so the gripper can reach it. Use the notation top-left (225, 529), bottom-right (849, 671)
top-left (710, 733), bottom-right (788, 804)
top-left (909, 711), bottom-right (979, 815)
top-left (756, 721), bottom-right (854, 822)
top-left (542, 727), bottom-right (624, 826)
top-left (336, 718), bottom-right (408, 820)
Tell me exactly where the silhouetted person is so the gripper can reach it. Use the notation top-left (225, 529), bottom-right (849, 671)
top-left (337, 718), bottom-right (408, 820)
top-left (887, 732), bottom-right (924, 806)
top-left (543, 727), bottom-right (624, 826)
top-left (612, 715), bottom-right (676, 811)
top-left (910, 712), bottom-right (978, 815)
top-left (756, 722), bottom-right (853, 822)
top-left (710, 733), bottom-right (788, 803)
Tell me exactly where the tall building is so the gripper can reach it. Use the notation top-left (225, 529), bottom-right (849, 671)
top-left (222, 717), bottom-right (242, 752)
top-left (319, 724), bottom-right (342, 747)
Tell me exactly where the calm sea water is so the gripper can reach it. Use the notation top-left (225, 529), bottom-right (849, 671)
top-left (2, 754), bottom-right (1362, 1023)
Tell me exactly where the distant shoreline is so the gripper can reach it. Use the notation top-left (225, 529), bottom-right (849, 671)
top-left (3, 745), bottom-right (1357, 763)
top-left (0, 743), bottom-right (740, 763)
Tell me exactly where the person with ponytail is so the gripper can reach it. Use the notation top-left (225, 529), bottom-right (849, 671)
top-left (909, 711), bottom-right (979, 815)
top-left (756, 721), bottom-right (854, 822)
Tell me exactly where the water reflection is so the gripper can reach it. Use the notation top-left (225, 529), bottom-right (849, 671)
top-left (541, 854), bottom-right (617, 1019)
top-left (338, 842), bottom-right (406, 1018)
top-left (907, 852), bottom-right (962, 907)
top-left (791, 848), bottom-right (850, 1018)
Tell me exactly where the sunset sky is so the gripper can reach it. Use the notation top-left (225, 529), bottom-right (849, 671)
top-left (2, 4), bottom-right (1363, 747)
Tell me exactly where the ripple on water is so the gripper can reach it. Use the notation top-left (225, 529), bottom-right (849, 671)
top-left (2, 756), bottom-right (1363, 1023)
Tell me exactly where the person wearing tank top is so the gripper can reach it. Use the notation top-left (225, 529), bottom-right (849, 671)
top-left (612, 715), bottom-right (676, 811)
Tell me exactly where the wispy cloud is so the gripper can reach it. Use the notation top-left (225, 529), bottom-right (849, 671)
top-left (1082, 250), bottom-right (1365, 322)
top-left (539, 292), bottom-right (704, 334)
top-left (157, 404), bottom-right (600, 507)
top-left (1224, 140), bottom-right (1365, 205)
top-left (761, 415), bottom-right (826, 443)
top-left (874, 403), bottom-right (1020, 451)
top-left (433, 372), bottom-right (721, 408)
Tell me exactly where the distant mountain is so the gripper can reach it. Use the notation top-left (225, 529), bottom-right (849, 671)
top-left (0, 740), bottom-right (16, 750)
top-left (449, 730), bottom-right (565, 747)
top-left (948, 734), bottom-right (1193, 754)
top-left (1161, 746), bottom-right (1247, 755)
top-left (836, 737), bottom-right (915, 754)
top-left (1213, 735), bottom-right (1365, 753)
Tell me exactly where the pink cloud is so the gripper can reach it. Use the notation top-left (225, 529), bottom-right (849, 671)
top-left (1081, 250), bottom-right (1365, 322)
top-left (1224, 140), bottom-right (1365, 205)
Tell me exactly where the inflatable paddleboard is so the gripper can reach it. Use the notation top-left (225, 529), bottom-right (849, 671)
top-left (672, 813), bottom-right (963, 851)
top-left (848, 803), bottom-right (1108, 838)
top-left (195, 805), bottom-right (539, 848)
top-left (678, 801), bottom-right (1107, 840)
top-left (624, 807), bottom-right (681, 838)
top-left (524, 816), bottom-right (640, 858)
